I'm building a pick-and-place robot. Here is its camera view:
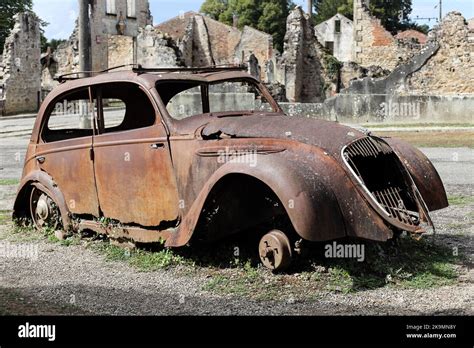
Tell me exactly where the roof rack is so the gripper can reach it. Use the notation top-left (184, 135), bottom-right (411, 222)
top-left (55, 64), bottom-right (248, 83)
top-left (55, 64), bottom-right (137, 83)
top-left (132, 64), bottom-right (247, 75)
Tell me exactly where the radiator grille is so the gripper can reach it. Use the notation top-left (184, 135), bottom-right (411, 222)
top-left (344, 137), bottom-right (419, 227)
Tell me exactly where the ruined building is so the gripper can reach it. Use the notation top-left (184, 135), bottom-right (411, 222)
top-left (352, 0), bottom-right (423, 70)
top-left (0, 12), bottom-right (41, 115)
top-left (156, 11), bottom-right (276, 82)
top-left (315, 14), bottom-right (353, 62)
top-left (42, 0), bottom-right (180, 92)
top-left (280, 7), bottom-right (325, 102)
top-left (406, 12), bottom-right (474, 94)
top-left (88, 0), bottom-right (152, 71)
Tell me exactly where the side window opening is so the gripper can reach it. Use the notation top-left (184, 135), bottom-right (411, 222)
top-left (98, 83), bottom-right (156, 134)
top-left (42, 88), bottom-right (97, 143)
top-left (155, 81), bottom-right (203, 120)
top-left (166, 85), bottom-right (203, 120)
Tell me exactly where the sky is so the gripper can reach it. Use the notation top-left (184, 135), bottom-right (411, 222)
top-left (33, 0), bottom-right (474, 40)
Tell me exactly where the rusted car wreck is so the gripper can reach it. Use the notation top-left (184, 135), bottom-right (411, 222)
top-left (13, 66), bottom-right (448, 270)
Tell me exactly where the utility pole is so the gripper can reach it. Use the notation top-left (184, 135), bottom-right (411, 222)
top-left (308, 0), bottom-right (313, 17)
top-left (78, 0), bottom-right (91, 72)
top-left (439, 0), bottom-right (442, 22)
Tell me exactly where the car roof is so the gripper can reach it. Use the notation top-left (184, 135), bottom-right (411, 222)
top-left (51, 70), bottom-right (259, 96)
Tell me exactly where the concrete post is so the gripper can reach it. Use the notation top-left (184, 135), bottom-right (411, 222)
top-left (78, 0), bottom-right (92, 72)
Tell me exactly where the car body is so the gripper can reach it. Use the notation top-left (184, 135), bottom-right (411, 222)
top-left (13, 67), bottom-right (449, 270)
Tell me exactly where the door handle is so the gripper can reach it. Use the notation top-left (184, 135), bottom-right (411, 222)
top-left (36, 156), bottom-right (46, 164)
top-left (150, 143), bottom-right (165, 150)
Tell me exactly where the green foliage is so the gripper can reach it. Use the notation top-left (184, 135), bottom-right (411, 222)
top-left (200, 0), bottom-right (228, 21)
top-left (448, 195), bottom-right (474, 206)
top-left (369, 0), bottom-right (413, 33)
top-left (0, 179), bottom-right (20, 186)
top-left (323, 54), bottom-right (342, 79)
top-left (0, 0), bottom-right (33, 54)
top-left (314, 0), bottom-right (353, 24)
top-left (200, 0), bottom-right (293, 52)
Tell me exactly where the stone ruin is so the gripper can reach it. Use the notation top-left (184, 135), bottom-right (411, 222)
top-left (0, 12), bottom-right (41, 116)
top-left (406, 12), bottom-right (474, 95)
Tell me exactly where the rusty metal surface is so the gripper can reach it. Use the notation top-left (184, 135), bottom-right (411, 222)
top-left (383, 137), bottom-right (449, 211)
top-left (14, 69), bottom-right (448, 250)
top-left (93, 124), bottom-right (180, 227)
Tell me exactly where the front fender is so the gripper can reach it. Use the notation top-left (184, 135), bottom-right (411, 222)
top-left (166, 150), bottom-right (346, 247)
top-left (13, 170), bottom-right (72, 230)
top-left (167, 141), bottom-right (394, 247)
top-left (383, 137), bottom-right (448, 211)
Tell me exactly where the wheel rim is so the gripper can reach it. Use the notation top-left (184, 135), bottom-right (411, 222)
top-left (259, 230), bottom-right (292, 271)
top-left (30, 187), bottom-right (60, 229)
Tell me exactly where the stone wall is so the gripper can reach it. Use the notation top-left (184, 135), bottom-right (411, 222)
top-left (235, 26), bottom-right (274, 80)
top-left (352, 0), bottom-right (399, 70)
top-left (156, 12), bottom-right (275, 81)
top-left (136, 26), bottom-right (180, 68)
top-left (407, 12), bottom-right (474, 95)
top-left (108, 35), bottom-right (134, 69)
top-left (90, 0), bottom-right (152, 71)
top-left (54, 22), bottom-right (80, 77)
top-left (280, 7), bottom-right (325, 102)
top-left (0, 12), bottom-right (41, 115)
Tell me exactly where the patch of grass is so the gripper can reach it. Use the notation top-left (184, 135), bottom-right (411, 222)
top-left (0, 210), bottom-right (11, 225)
top-left (94, 243), bottom-right (186, 271)
top-left (0, 178), bottom-right (20, 186)
top-left (200, 234), bottom-right (464, 299)
top-left (374, 131), bottom-right (474, 148)
top-left (203, 261), bottom-right (265, 297)
top-left (402, 262), bottom-right (458, 289)
top-left (324, 236), bottom-right (460, 291)
top-left (448, 195), bottom-right (474, 206)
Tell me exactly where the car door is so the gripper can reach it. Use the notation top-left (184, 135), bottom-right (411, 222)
top-left (36, 87), bottom-right (100, 216)
top-left (92, 82), bottom-right (180, 227)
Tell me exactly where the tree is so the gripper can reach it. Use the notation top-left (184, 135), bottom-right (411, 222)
top-left (200, 0), bottom-right (294, 52)
top-left (200, 0), bottom-right (227, 20)
top-left (314, 0), bottom-right (417, 34)
top-left (314, 0), bottom-right (353, 24)
top-left (0, 0), bottom-right (33, 54)
top-left (369, 0), bottom-right (413, 33)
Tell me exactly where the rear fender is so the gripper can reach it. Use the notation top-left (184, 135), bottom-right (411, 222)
top-left (13, 170), bottom-right (73, 230)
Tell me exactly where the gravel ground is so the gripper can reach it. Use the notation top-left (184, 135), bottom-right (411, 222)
top-left (0, 224), bottom-right (472, 316)
top-left (0, 131), bottom-right (472, 315)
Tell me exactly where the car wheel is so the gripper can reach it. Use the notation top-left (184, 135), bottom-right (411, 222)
top-left (258, 230), bottom-right (293, 271)
top-left (29, 187), bottom-right (61, 230)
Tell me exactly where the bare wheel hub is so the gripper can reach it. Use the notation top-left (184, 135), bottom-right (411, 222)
top-left (258, 230), bottom-right (292, 271)
top-left (30, 187), bottom-right (60, 229)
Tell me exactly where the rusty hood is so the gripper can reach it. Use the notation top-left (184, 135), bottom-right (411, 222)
top-left (201, 114), bottom-right (367, 159)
